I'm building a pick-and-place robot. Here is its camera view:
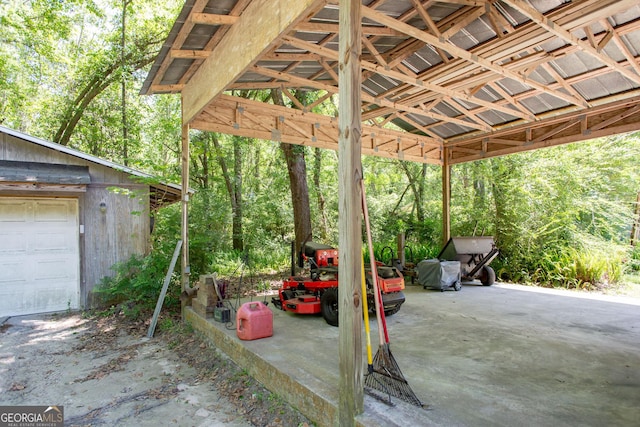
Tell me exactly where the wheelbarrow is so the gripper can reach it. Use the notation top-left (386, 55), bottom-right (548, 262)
top-left (437, 236), bottom-right (499, 286)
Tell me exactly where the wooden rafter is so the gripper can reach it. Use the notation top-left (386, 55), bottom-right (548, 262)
top-left (361, 5), bottom-right (589, 108)
top-left (190, 94), bottom-right (443, 164)
top-left (502, 0), bottom-right (640, 86)
top-left (599, 18), bottom-right (640, 77)
top-left (446, 94), bottom-right (640, 163)
top-left (281, 35), bottom-right (524, 122)
top-left (142, 0), bottom-right (640, 166)
top-left (182, 0), bottom-right (326, 123)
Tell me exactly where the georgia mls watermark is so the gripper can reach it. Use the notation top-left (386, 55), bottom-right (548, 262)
top-left (0, 406), bottom-right (63, 427)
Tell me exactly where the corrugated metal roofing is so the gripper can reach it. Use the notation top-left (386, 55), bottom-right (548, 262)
top-left (141, 0), bottom-right (640, 164)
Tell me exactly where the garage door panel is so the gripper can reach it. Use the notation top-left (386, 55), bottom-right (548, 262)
top-left (34, 201), bottom-right (72, 222)
top-left (32, 232), bottom-right (72, 252)
top-left (0, 201), bottom-right (29, 222)
top-left (0, 261), bottom-right (27, 283)
top-left (33, 288), bottom-right (75, 313)
top-left (0, 232), bottom-right (28, 253)
top-left (0, 198), bottom-right (79, 316)
top-left (35, 257), bottom-right (77, 281)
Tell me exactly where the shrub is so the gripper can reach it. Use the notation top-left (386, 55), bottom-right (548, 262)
top-left (628, 245), bottom-right (640, 272)
top-left (95, 251), bottom-right (182, 312)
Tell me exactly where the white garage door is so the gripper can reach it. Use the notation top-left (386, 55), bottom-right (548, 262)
top-left (0, 198), bottom-right (80, 316)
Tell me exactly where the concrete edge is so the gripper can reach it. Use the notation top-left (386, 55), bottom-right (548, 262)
top-left (185, 307), bottom-right (344, 427)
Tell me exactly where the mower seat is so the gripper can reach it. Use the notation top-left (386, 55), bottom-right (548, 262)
top-left (377, 266), bottom-right (397, 279)
top-left (303, 241), bottom-right (334, 258)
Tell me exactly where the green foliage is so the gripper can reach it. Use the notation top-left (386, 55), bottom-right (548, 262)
top-left (95, 251), bottom-right (181, 311)
top-left (627, 245), bottom-right (640, 272)
top-left (367, 242), bottom-right (439, 266)
top-left (3, 0), bottom-right (639, 295)
top-left (445, 135), bottom-right (640, 290)
top-left (497, 243), bottom-right (626, 290)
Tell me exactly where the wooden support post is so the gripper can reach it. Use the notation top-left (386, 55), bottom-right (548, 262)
top-left (631, 191), bottom-right (640, 247)
top-left (181, 121), bottom-right (191, 319)
top-left (338, 0), bottom-right (363, 424)
top-left (397, 233), bottom-right (406, 267)
top-left (442, 149), bottom-right (451, 245)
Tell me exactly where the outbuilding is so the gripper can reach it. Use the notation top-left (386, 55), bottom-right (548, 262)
top-left (0, 126), bottom-right (181, 317)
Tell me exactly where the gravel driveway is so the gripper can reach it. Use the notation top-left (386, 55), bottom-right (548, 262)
top-left (0, 312), bottom-right (309, 427)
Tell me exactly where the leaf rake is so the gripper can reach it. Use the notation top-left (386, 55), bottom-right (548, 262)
top-left (360, 179), bottom-right (424, 408)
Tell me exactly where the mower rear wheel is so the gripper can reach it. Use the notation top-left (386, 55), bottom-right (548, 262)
top-left (321, 287), bottom-right (339, 326)
top-left (480, 265), bottom-right (496, 286)
top-left (384, 305), bottom-right (401, 317)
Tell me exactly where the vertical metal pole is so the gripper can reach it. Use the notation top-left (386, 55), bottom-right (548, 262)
top-left (338, 0), bottom-right (363, 424)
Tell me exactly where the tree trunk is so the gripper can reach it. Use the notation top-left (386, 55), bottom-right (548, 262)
top-left (212, 133), bottom-right (244, 252)
top-left (121, 0), bottom-right (129, 166)
top-left (281, 142), bottom-right (312, 254)
top-left (232, 137), bottom-right (244, 252)
top-left (313, 147), bottom-right (329, 240)
top-left (271, 89), bottom-right (313, 254)
top-left (53, 41), bottom-right (157, 146)
top-left (399, 161), bottom-right (427, 223)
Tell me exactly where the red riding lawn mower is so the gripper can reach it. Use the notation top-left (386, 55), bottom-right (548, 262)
top-left (272, 240), bottom-right (406, 326)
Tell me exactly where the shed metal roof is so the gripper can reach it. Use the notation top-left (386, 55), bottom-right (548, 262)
top-left (0, 126), bottom-right (184, 209)
top-left (141, 0), bottom-right (640, 164)
top-left (0, 160), bottom-right (91, 185)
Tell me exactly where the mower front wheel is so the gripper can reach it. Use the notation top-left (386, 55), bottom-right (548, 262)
top-left (384, 305), bottom-right (401, 317)
top-left (321, 287), bottom-right (339, 326)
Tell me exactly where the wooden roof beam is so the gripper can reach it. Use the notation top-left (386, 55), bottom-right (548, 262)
top-left (600, 19), bottom-right (640, 77)
top-left (410, 0), bottom-right (451, 63)
top-left (169, 50), bottom-right (210, 59)
top-left (396, 112), bottom-right (446, 142)
top-left (378, 0), bottom-right (629, 104)
top-left (281, 35), bottom-right (523, 122)
top-left (252, 64), bottom-right (485, 131)
top-left (191, 94), bottom-right (442, 163)
top-left (445, 94), bottom-right (640, 163)
top-left (502, 0), bottom-right (640, 87)
top-left (147, 0), bottom-right (211, 93)
top-left (361, 5), bottom-right (589, 109)
top-left (182, 0), bottom-right (326, 124)
top-left (177, 0), bottom-right (253, 86)
top-left (190, 13), bottom-right (239, 26)
top-left (295, 22), bottom-right (401, 36)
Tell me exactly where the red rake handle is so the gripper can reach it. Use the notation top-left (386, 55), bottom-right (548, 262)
top-left (375, 276), bottom-right (390, 344)
top-left (360, 178), bottom-right (390, 345)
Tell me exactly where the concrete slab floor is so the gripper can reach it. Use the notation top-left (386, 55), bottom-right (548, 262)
top-left (188, 283), bottom-right (640, 427)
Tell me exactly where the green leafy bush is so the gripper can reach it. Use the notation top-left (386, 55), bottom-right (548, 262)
top-left (494, 240), bottom-right (626, 290)
top-left (95, 251), bottom-right (182, 312)
top-left (628, 245), bottom-right (640, 272)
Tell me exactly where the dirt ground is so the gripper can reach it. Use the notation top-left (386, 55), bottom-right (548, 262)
top-left (0, 310), bottom-right (312, 427)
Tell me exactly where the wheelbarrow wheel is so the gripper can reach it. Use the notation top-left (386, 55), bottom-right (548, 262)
top-left (480, 265), bottom-right (495, 286)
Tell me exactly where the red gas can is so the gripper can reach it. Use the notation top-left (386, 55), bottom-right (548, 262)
top-left (236, 301), bottom-right (273, 340)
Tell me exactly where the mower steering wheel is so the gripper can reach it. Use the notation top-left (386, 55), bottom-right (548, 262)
top-left (380, 246), bottom-right (394, 265)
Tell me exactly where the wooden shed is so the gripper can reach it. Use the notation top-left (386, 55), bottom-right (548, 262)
top-left (0, 126), bottom-right (182, 317)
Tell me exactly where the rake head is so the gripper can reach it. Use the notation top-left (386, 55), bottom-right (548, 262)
top-left (364, 344), bottom-right (423, 407)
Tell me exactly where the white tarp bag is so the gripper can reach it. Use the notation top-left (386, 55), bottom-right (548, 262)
top-left (417, 259), bottom-right (461, 291)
